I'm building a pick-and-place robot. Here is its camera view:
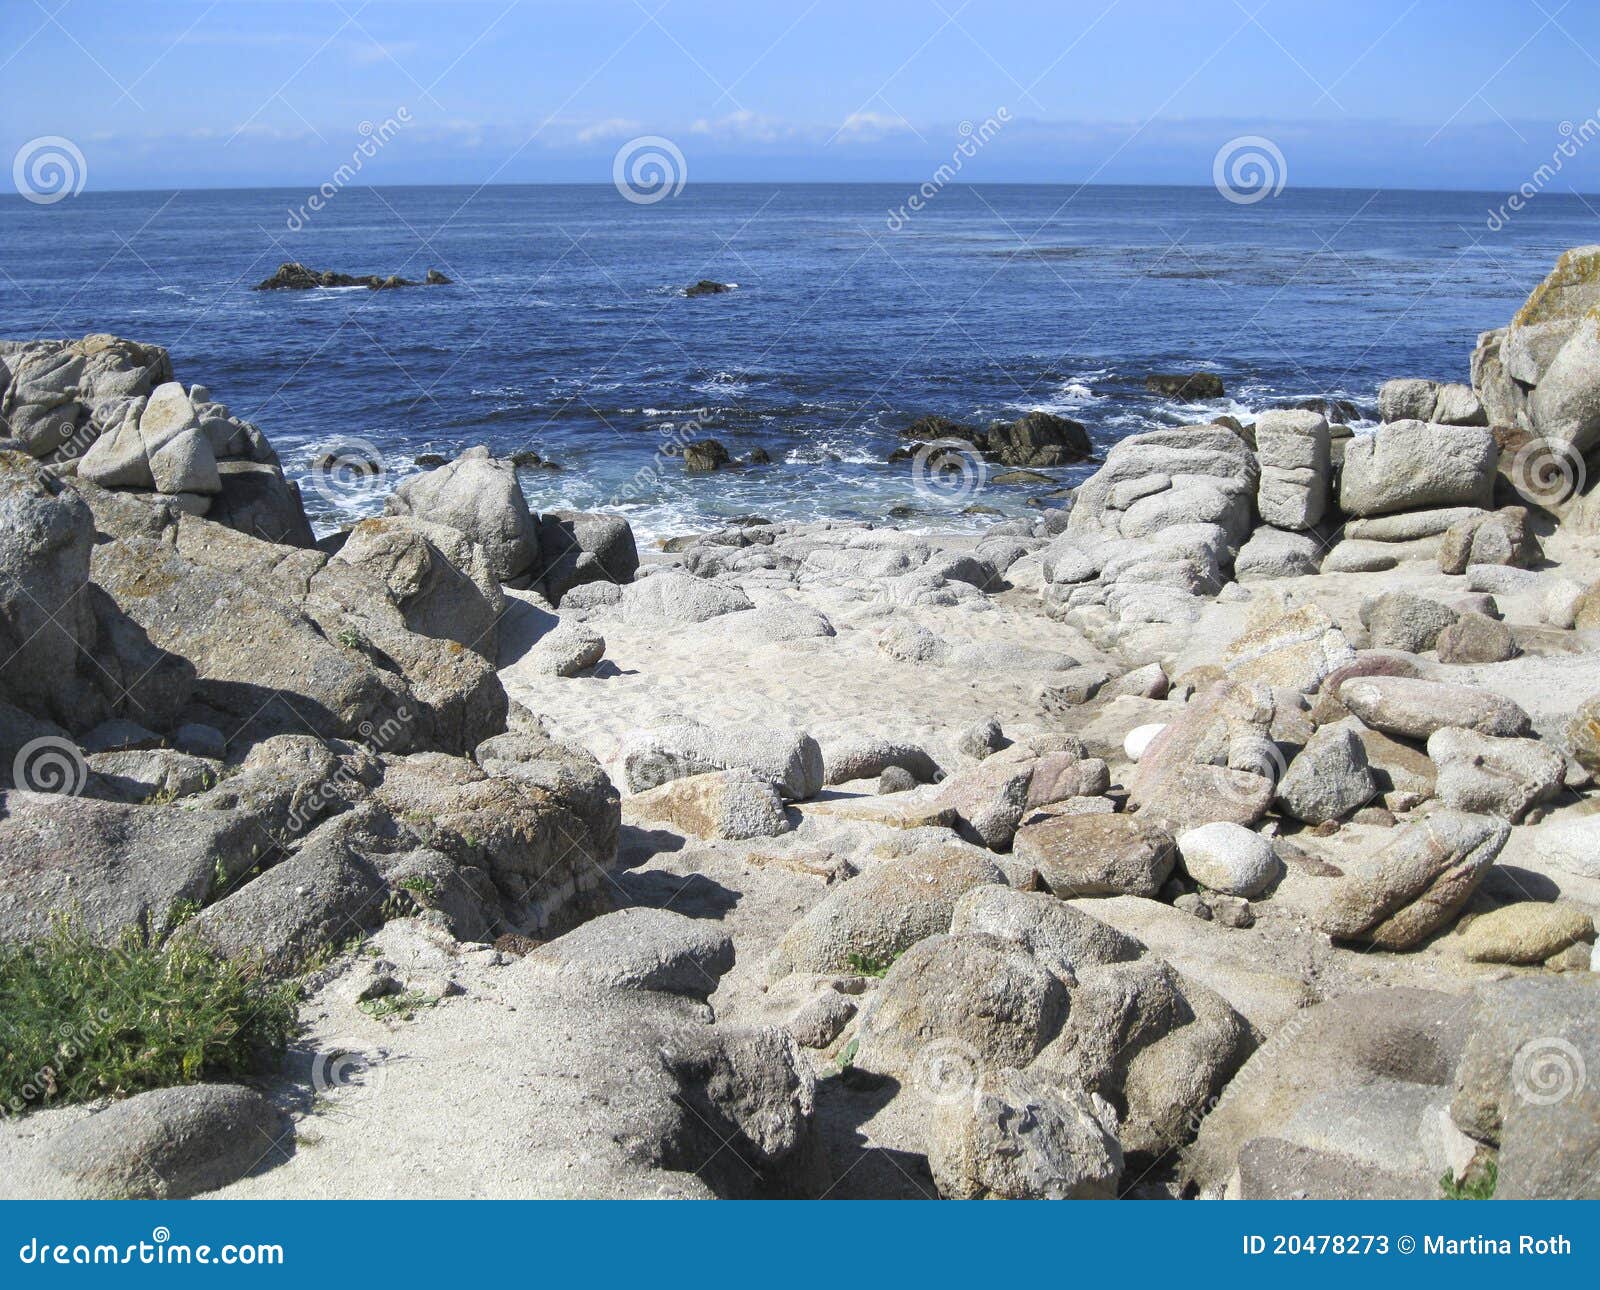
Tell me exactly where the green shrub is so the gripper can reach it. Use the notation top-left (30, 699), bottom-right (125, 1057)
top-left (1441, 1159), bottom-right (1498, 1200)
top-left (0, 920), bottom-right (296, 1115)
top-left (845, 950), bottom-right (899, 978)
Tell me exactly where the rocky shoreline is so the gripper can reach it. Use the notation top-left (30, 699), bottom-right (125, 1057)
top-left (1, 247), bottom-right (1598, 1200)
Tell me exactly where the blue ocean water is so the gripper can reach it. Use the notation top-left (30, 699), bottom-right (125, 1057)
top-left (1, 183), bottom-right (1591, 538)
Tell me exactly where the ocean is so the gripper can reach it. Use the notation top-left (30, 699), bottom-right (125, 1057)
top-left (1, 182), bottom-right (1591, 539)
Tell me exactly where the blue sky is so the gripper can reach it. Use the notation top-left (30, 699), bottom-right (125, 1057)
top-left (5, 0), bottom-right (1600, 192)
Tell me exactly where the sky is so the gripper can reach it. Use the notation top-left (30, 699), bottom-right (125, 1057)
top-left (5, 0), bottom-right (1600, 194)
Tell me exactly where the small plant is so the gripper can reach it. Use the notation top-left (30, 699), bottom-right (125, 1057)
top-left (845, 950), bottom-right (899, 978)
top-left (1441, 1159), bottom-right (1498, 1200)
top-left (358, 990), bottom-right (433, 1022)
top-left (336, 627), bottom-right (364, 651)
top-left (0, 919), bottom-right (296, 1113)
top-left (397, 876), bottom-right (437, 899)
top-left (836, 1035), bottom-right (860, 1073)
top-left (164, 898), bottom-right (201, 931)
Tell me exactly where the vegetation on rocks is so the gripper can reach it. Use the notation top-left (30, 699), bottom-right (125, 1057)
top-left (0, 920), bottom-right (296, 1114)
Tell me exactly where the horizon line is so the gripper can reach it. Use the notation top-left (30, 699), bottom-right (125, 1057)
top-left (7, 178), bottom-right (1598, 201)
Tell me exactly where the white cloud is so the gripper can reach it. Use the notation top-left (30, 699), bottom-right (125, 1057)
top-left (576, 117), bottom-right (643, 143)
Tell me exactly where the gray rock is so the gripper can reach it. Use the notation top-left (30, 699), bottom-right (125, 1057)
top-left (821, 736), bottom-right (938, 785)
top-left (1450, 977), bottom-right (1600, 1198)
top-left (621, 717), bottom-right (822, 800)
top-left (1438, 507), bottom-right (1537, 574)
top-left (853, 933), bottom-right (1070, 1083)
top-left (528, 907), bottom-right (734, 1000)
top-left (0, 791), bottom-right (268, 943)
top-left (173, 722), bottom-right (227, 759)
top-left (385, 446), bottom-right (538, 582)
top-left (767, 844), bottom-right (1003, 979)
top-left (878, 766), bottom-right (917, 794)
top-left (182, 839), bottom-right (388, 976)
top-left (1427, 727), bottom-right (1565, 821)
top-left (36, 1084), bottom-right (290, 1199)
top-left (521, 620), bottom-right (606, 677)
top-left (1041, 955), bottom-right (1253, 1159)
top-left (1184, 987), bottom-right (1470, 1194)
top-left (534, 510), bottom-right (639, 603)
top-left (332, 516), bottom-right (505, 658)
top-left (951, 883), bottom-right (1144, 978)
top-left (928, 1067), bottom-right (1122, 1199)
top-left (628, 769), bottom-right (790, 841)
top-left (85, 748), bottom-right (218, 802)
top-left (1275, 723), bottom-right (1378, 824)
top-left (1339, 421), bottom-right (1497, 517)
top-left (956, 717), bottom-right (1005, 760)
top-left (1176, 822), bottom-right (1279, 897)
top-left (1311, 810), bottom-right (1509, 950)
top-left (1253, 409), bottom-right (1329, 531)
top-left (933, 754), bottom-right (1036, 850)
top-left (1013, 812), bottom-right (1176, 898)
top-left (1338, 675), bottom-right (1531, 741)
top-left (1359, 591), bottom-right (1459, 653)
top-left (0, 455), bottom-right (112, 728)
top-left (620, 570), bottom-right (753, 624)
top-left (208, 460), bottom-right (315, 547)
top-left (1233, 526), bottom-right (1323, 580)
top-left (1378, 377), bottom-right (1442, 423)
top-left (1435, 612), bottom-right (1518, 664)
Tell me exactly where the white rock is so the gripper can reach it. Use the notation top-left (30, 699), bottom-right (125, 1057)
top-left (1124, 723), bottom-right (1167, 762)
top-left (1177, 821), bottom-right (1279, 897)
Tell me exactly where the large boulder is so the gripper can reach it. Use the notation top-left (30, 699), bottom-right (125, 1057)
top-left (1428, 728), bottom-right (1565, 822)
top-left (0, 454), bottom-right (112, 728)
top-left (1275, 723), bottom-right (1377, 824)
top-left (333, 516), bottom-right (505, 659)
top-left (766, 844), bottom-right (1003, 979)
top-left (1038, 955), bottom-right (1253, 1159)
top-left (93, 524), bottom-right (506, 754)
top-left (25, 1084), bottom-right (290, 1199)
top-left (79, 381), bottom-right (221, 496)
top-left (1338, 675), bottom-right (1530, 741)
top-left (208, 460), bottom-right (315, 547)
top-left (534, 510), bottom-right (639, 603)
top-left (1339, 421), bottom-right (1497, 517)
top-left (1013, 813), bottom-right (1176, 898)
top-left (1310, 811), bottom-right (1509, 950)
top-left (1185, 988), bottom-right (1471, 1195)
top-left (1450, 977), bottom-right (1600, 1199)
top-left (621, 718), bottom-right (822, 800)
top-left (0, 791), bottom-right (270, 943)
top-left (852, 932), bottom-right (1071, 1083)
top-left (526, 907), bottom-right (734, 1000)
top-left (384, 446), bottom-right (538, 583)
top-left (181, 840), bottom-right (388, 975)
top-left (1253, 409), bottom-right (1329, 531)
top-left (927, 1067), bottom-right (1123, 1199)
